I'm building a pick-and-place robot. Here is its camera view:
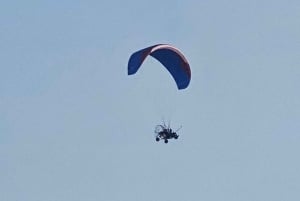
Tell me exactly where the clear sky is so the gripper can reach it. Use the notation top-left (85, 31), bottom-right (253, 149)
top-left (1, 1), bottom-right (300, 201)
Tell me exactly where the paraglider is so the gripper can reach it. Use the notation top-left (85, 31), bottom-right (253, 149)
top-left (128, 44), bottom-right (191, 90)
top-left (155, 123), bottom-right (182, 144)
top-left (128, 44), bottom-right (191, 143)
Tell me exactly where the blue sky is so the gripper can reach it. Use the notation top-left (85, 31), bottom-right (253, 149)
top-left (1, 1), bottom-right (300, 201)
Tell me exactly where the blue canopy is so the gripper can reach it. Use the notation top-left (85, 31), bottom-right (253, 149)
top-left (128, 44), bottom-right (191, 90)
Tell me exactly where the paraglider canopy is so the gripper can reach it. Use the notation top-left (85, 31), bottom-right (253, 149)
top-left (128, 44), bottom-right (191, 90)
